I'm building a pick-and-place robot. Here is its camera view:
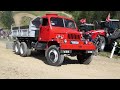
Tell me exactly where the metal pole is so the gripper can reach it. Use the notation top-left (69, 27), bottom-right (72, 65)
top-left (110, 42), bottom-right (117, 58)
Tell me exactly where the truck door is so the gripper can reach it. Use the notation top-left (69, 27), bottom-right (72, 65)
top-left (39, 18), bottom-right (50, 41)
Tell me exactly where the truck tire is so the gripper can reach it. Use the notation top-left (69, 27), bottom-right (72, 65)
top-left (98, 36), bottom-right (106, 52)
top-left (45, 45), bottom-right (64, 66)
top-left (27, 49), bottom-right (31, 56)
top-left (77, 53), bottom-right (93, 64)
top-left (20, 42), bottom-right (28, 57)
top-left (13, 41), bottom-right (20, 55)
top-left (26, 42), bottom-right (32, 56)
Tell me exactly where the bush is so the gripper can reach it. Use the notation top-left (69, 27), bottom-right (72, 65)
top-left (0, 11), bottom-right (14, 29)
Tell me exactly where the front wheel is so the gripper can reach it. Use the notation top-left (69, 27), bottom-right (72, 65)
top-left (77, 53), bottom-right (93, 64)
top-left (45, 45), bottom-right (64, 66)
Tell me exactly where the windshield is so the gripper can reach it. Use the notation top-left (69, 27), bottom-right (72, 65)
top-left (50, 17), bottom-right (76, 29)
top-left (50, 17), bottom-right (64, 27)
top-left (100, 21), bottom-right (120, 30)
top-left (80, 25), bottom-right (94, 32)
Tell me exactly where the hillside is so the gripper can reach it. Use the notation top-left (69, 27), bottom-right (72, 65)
top-left (0, 11), bottom-right (73, 27)
top-left (13, 11), bottom-right (73, 26)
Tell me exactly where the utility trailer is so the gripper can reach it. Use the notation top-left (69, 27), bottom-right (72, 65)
top-left (11, 14), bottom-right (96, 66)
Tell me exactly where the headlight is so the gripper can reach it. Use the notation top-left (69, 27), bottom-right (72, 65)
top-left (56, 34), bottom-right (61, 38)
top-left (64, 39), bottom-right (67, 43)
top-left (56, 34), bottom-right (64, 39)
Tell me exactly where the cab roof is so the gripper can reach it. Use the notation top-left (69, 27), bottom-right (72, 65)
top-left (42, 13), bottom-right (74, 21)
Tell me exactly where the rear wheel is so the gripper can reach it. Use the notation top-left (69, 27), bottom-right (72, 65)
top-left (27, 49), bottom-right (31, 56)
top-left (98, 36), bottom-right (106, 52)
top-left (13, 41), bottom-right (20, 55)
top-left (26, 42), bottom-right (32, 56)
top-left (45, 45), bottom-right (64, 66)
top-left (77, 53), bottom-right (93, 64)
top-left (20, 42), bottom-right (28, 57)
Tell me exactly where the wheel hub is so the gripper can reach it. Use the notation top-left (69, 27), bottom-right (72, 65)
top-left (49, 49), bottom-right (58, 63)
top-left (15, 45), bottom-right (18, 52)
top-left (50, 52), bottom-right (55, 60)
top-left (20, 46), bottom-right (24, 54)
top-left (101, 41), bottom-right (105, 50)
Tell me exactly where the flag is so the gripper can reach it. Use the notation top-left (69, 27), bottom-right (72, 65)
top-left (106, 13), bottom-right (110, 22)
top-left (80, 18), bottom-right (86, 23)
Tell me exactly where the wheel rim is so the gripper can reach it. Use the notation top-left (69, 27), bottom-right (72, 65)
top-left (101, 42), bottom-right (105, 50)
top-left (48, 49), bottom-right (58, 63)
top-left (20, 45), bottom-right (24, 54)
top-left (15, 45), bottom-right (18, 52)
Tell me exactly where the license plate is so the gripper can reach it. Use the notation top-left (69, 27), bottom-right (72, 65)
top-left (86, 51), bottom-right (93, 53)
top-left (71, 41), bottom-right (79, 44)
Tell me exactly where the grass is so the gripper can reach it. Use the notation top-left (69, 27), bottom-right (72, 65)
top-left (13, 11), bottom-right (46, 17)
top-left (13, 11), bottom-right (70, 26)
top-left (21, 16), bottom-right (32, 26)
top-left (0, 22), bottom-right (5, 28)
top-left (1, 11), bottom-right (71, 28)
top-left (13, 11), bottom-right (70, 17)
top-left (57, 12), bottom-right (69, 17)
top-left (98, 51), bottom-right (120, 59)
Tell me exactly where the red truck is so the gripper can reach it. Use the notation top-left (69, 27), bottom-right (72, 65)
top-left (11, 13), bottom-right (96, 66)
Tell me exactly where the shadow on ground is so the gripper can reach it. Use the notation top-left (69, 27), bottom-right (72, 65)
top-left (30, 51), bottom-right (47, 64)
top-left (29, 51), bottom-right (79, 65)
top-left (63, 57), bottom-right (79, 65)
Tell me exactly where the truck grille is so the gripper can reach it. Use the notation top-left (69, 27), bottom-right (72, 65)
top-left (68, 34), bottom-right (80, 40)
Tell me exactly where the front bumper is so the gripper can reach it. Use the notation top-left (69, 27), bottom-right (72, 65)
top-left (60, 49), bottom-right (93, 54)
top-left (60, 43), bottom-right (96, 50)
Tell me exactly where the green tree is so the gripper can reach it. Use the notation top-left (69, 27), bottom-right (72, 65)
top-left (1, 11), bottom-right (14, 29)
top-left (69, 11), bottom-right (82, 25)
top-left (113, 11), bottom-right (120, 19)
top-left (66, 11), bottom-right (119, 23)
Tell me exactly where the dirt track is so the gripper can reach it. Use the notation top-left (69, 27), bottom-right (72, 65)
top-left (0, 40), bottom-right (120, 79)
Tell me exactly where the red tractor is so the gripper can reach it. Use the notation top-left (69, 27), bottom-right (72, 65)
top-left (78, 23), bottom-right (106, 52)
top-left (11, 13), bottom-right (96, 66)
top-left (78, 18), bottom-right (120, 53)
